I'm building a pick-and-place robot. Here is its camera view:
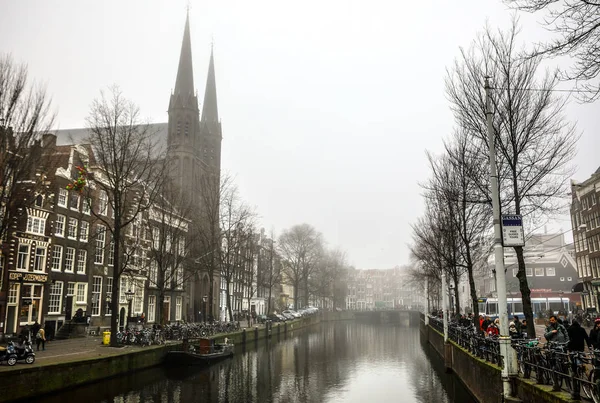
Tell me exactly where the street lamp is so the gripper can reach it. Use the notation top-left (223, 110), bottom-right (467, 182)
top-left (125, 289), bottom-right (135, 327)
top-left (202, 295), bottom-right (208, 323)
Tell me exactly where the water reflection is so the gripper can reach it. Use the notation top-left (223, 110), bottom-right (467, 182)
top-left (36, 322), bottom-right (477, 403)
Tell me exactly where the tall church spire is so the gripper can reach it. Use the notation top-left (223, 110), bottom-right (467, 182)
top-left (174, 11), bottom-right (194, 96)
top-left (201, 47), bottom-right (219, 123)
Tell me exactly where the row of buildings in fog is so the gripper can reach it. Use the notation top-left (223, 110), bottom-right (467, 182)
top-left (344, 267), bottom-right (425, 311)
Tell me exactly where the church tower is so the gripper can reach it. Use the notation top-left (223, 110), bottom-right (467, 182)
top-left (168, 13), bottom-right (223, 322)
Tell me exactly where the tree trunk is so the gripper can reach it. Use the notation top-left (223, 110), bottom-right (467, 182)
top-left (267, 283), bottom-right (273, 315)
top-left (158, 292), bottom-right (165, 326)
top-left (515, 245), bottom-right (535, 337)
top-left (208, 269), bottom-right (214, 322)
top-left (293, 282), bottom-right (299, 311)
top-left (226, 285), bottom-right (234, 322)
top-left (109, 213), bottom-right (121, 347)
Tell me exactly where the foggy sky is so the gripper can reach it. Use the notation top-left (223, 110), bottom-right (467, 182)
top-left (1, 0), bottom-right (598, 269)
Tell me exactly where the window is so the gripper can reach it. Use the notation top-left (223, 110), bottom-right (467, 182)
top-left (76, 250), bottom-right (87, 274)
top-left (8, 284), bottom-right (18, 304)
top-left (184, 120), bottom-right (189, 136)
top-left (108, 239), bottom-right (114, 266)
top-left (82, 198), bottom-right (91, 215)
top-left (568, 277), bottom-right (573, 281)
top-left (68, 217), bottom-right (78, 239)
top-left (105, 277), bottom-right (113, 316)
top-left (176, 267), bottom-right (183, 290)
top-left (33, 247), bottom-right (46, 272)
top-left (175, 296), bottom-right (182, 321)
top-left (76, 283), bottom-right (87, 304)
top-left (70, 192), bottom-right (80, 211)
top-left (26, 216), bottom-right (46, 235)
top-left (546, 267), bottom-right (556, 276)
top-left (149, 261), bottom-right (157, 286)
top-left (134, 284), bottom-right (143, 314)
top-left (98, 191), bottom-right (108, 216)
top-left (560, 277), bottom-right (565, 281)
top-left (48, 281), bottom-right (63, 314)
top-left (91, 277), bottom-right (102, 316)
top-left (64, 247), bottom-right (75, 272)
top-left (67, 282), bottom-right (75, 296)
top-left (51, 245), bottom-right (63, 271)
top-left (535, 267), bottom-right (544, 276)
top-left (148, 295), bottom-right (156, 322)
top-left (95, 225), bottom-right (105, 264)
top-left (79, 221), bottom-right (89, 242)
top-left (526, 267), bottom-right (533, 277)
top-left (58, 189), bottom-right (68, 207)
top-left (55, 215), bottom-right (65, 236)
top-left (17, 244), bottom-right (30, 270)
top-left (34, 194), bottom-right (43, 207)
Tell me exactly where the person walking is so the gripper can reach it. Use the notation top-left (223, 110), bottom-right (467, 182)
top-left (589, 319), bottom-right (600, 350)
top-left (567, 320), bottom-right (590, 352)
top-left (36, 324), bottom-right (46, 351)
top-left (545, 315), bottom-right (569, 343)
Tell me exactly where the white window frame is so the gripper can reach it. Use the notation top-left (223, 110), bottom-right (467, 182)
top-left (27, 216), bottom-right (46, 235)
top-left (176, 296), bottom-right (182, 321)
top-left (82, 198), bottom-right (91, 215)
top-left (68, 217), bottom-right (78, 240)
top-left (79, 221), bottom-right (89, 242)
top-left (76, 250), bottom-right (87, 274)
top-left (48, 281), bottom-right (63, 314)
top-left (51, 245), bottom-right (63, 272)
top-left (33, 247), bottom-right (46, 272)
top-left (546, 267), bottom-right (556, 276)
top-left (17, 244), bottom-right (30, 271)
top-left (98, 191), bottom-right (108, 216)
top-left (95, 225), bottom-right (105, 264)
top-left (105, 277), bottom-right (113, 316)
top-left (526, 267), bottom-right (533, 277)
top-left (534, 267), bottom-right (544, 277)
top-left (70, 192), bottom-right (80, 211)
top-left (91, 276), bottom-right (102, 316)
top-left (148, 295), bottom-right (156, 323)
top-left (64, 247), bottom-right (75, 272)
top-left (76, 283), bottom-right (87, 304)
top-left (55, 214), bottom-right (65, 237)
top-left (58, 189), bottom-right (68, 207)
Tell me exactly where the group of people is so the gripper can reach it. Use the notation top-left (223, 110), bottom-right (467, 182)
top-left (544, 315), bottom-right (600, 352)
top-left (19, 321), bottom-right (47, 351)
top-left (476, 314), bottom-right (529, 338)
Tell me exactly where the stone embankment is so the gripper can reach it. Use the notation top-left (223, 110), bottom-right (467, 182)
top-left (0, 311), bottom-right (353, 402)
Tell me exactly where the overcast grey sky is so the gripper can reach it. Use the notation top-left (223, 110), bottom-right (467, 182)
top-left (1, 0), bottom-right (598, 269)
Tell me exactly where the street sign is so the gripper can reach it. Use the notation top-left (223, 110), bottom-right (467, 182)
top-left (582, 291), bottom-right (590, 296)
top-left (502, 215), bottom-right (525, 247)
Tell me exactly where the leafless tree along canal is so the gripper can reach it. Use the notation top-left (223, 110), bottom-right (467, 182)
top-left (36, 322), bottom-right (477, 403)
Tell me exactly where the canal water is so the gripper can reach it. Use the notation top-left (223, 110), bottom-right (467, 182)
top-left (36, 321), bottom-right (477, 403)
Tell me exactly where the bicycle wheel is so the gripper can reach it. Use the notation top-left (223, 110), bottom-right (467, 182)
top-left (587, 371), bottom-right (600, 403)
top-left (581, 367), bottom-right (593, 399)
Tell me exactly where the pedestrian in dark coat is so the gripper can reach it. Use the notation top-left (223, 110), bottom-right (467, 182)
top-left (567, 320), bottom-right (590, 352)
top-left (589, 319), bottom-right (600, 350)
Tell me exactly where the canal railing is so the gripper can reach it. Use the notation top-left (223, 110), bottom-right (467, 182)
top-left (427, 315), bottom-right (600, 401)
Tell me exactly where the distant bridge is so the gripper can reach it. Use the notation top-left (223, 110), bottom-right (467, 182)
top-left (353, 310), bottom-right (421, 326)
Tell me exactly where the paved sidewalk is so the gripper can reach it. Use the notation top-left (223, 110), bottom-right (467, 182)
top-left (0, 336), bottom-right (177, 372)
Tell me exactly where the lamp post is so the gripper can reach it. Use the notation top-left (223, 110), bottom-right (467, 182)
top-left (125, 289), bottom-right (134, 327)
top-left (202, 295), bottom-right (208, 323)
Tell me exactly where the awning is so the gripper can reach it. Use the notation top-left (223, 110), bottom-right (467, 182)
top-left (572, 282), bottom-right (585, 293)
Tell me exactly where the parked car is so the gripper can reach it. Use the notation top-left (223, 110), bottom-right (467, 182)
top-left (281, 312), bottom-right (295, 320)
top-left (283, 310), bottom-right (301, 319)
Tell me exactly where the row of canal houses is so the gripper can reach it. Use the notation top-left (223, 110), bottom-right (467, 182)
top-left (0, 134), bottom-right (188, 339)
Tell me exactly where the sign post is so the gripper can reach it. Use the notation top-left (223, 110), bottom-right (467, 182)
top-left (502, 215), bottom-right (525, 247)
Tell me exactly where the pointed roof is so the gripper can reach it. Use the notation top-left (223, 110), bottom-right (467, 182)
top-left (201, 47), bottom-right (219, 123)
top-left (174, 11), bottom-right (194, 97)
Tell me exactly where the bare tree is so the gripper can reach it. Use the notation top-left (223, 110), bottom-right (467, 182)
top-left (278, 224), bottom-right (323, 310)
top-left (259, 230), bottom-right (281, 315)
top-left (445, 19), bottom-right (579, 337)
top-left (140, 182), bottom-right (195, 325)
top-left (507, 1), bottom-right (600, 101)
top-left (85, 85), bottom-right (163, 346)
top-left (218, 180), bottom-right (255, 322)
top-left (310, 248), bottom-right (347, 309)
top-left (0, 54), bottom-right (55, 243)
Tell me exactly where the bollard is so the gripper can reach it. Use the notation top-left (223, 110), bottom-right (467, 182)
top-left (254, 326), bottom-right (258, 341)
top-left (242, 329), bottom-right (246, 345)
top-left (182, 338), bottom-right (189, 352)
top-left (284, 322), bottom-right (287, 334)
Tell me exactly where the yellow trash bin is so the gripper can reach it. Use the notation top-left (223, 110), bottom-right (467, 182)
top-left (103, 331), bottom-right (111, 345)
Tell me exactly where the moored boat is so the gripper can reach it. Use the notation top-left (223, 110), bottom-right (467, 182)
top-left (166, 338), bottom-right (234, 366)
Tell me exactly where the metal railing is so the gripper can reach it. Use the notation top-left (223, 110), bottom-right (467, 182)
top-left (426, 315), bottom-right (600, 402)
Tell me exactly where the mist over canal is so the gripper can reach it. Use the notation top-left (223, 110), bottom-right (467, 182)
top-left (36, 321), bottom-right (477, 403)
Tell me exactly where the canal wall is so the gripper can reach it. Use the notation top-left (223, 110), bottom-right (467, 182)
top-left (0, 343), bottom-right (180, 403)
top-left (3, 312), bottom-right (349, 403)
top-left (420, 320), bottom-right (576, 403)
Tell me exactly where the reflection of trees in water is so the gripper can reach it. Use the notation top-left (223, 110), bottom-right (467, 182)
top-left (38, 323), bottom-right (474, 403)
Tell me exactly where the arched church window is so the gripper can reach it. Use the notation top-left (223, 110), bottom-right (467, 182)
top-left (184, 121), bottom-right (190, 136)
top-left (176, 121), bottom-right (181, 136)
